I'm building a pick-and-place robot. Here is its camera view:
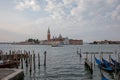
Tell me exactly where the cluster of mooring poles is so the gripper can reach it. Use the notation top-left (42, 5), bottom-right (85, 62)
top-left (0, 50), bottom-right (47, 75)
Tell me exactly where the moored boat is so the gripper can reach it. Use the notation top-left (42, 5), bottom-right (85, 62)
top-left (95, 57), bottom-right (114, 72)
top-left (101, 71), bottom-right (109, 80)
top-left (110, 57), bottom-right (120, 72)
top-left (0, 60), bottom-right (19, 68)
top-left (110, 57), bottom-right (120, 66)
top-left (51, 43), bottom-right (63, 47)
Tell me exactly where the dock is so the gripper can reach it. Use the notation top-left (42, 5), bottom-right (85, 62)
top-left (0, 69), bottom-right (24, 80)
top-left (85, 58), bottom-right (93, 74)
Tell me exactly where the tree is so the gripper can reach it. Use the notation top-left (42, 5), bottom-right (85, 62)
top-left (28, 38), bottom-right (33, 42)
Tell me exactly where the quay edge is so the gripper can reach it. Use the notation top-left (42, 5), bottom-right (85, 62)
top-left (0, 69), bottom-right (24, 80)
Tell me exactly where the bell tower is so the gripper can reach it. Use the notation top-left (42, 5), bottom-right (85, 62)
top-left (47, 28), bottom-right (51, 41)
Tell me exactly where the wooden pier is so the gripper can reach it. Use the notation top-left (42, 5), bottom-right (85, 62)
top-left (85, 58), bottom-right (93, 74)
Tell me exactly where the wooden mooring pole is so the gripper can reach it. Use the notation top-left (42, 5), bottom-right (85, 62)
top-left (94, 54), bottom-right (95, 67)
top-left (79, 49), bottom-right (82, 58)
top-left (33, 52), bottom-right (36, 70)
top-left (118, 53), bottom-right (120, 62)
top-left (38, 53), bottom-right (40, 68)
top-left (29, 55), bottom-right (32, 74)
top-left (44, 51), bottom-right (47, 67)
top-left (21, 58), bottom-right (23, 69)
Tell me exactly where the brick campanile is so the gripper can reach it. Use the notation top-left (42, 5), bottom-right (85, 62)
top-left (47, 28), bottom-right (51, 41)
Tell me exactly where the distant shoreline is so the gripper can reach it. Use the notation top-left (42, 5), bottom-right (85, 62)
top-left (0, 43), bottom-right (120, 45)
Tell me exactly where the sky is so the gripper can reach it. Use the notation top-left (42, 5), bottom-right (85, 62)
top-left (0, 0), bottom-right (120, 42)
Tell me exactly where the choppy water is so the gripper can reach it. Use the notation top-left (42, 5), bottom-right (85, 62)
top-left (0, 44), bottom-right (120, 80)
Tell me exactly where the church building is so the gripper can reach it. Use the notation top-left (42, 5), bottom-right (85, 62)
top-left (40, 28), bottom-right (83, 45)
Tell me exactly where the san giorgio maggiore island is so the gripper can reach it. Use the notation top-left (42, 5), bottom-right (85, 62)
top-left (17, 28), bottom-right (83, 45)
top-left (15, 28), bottom-right (120, 45)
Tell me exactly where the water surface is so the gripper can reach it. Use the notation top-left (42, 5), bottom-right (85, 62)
top-left (0, 44), bottom-right (120, 80)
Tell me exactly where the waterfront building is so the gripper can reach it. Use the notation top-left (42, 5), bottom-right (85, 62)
top-left (69, 39), bottom-right (83, 45)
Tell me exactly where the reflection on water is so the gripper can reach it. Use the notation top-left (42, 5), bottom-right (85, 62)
top-left (0, 44), bottom-right (119, 80)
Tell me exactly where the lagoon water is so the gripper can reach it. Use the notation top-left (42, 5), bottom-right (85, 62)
top-left (0, 44), bottom-right (120, 80)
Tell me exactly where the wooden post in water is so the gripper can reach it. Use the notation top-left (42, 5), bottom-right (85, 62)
top-left (115, 50), bottom-right (117, 79)
top-left (29, 55), bottom-right (32, 73)
top-left (24, 50), bottom-right (26, 60)
top-left (38, 53), bottom-right (40, 68)
top-left (33, 50), bottom-right (35, 70)
top-left (21, 58), bottom-right (23, 69)
top-left (44, 51), bottom-right (47, 67)
top-left (1, 50), bottom-right (3, 60)
top-left (91, 53), bottom-right (93, 72)
top-left (25, 51), bottom-right (28, 67)
top-left (6, 52), bottom-right (7, 60)
top-left (100, 52), bottom-right (103, 61)
top-left (109, 54), bottom-right (111, 63)
top-left (25, 57), bottom-right (28, 67)
top-left (77, 48), bottom-right (78, 54)
top-left (91, 53), bottom-right (92, 69)
top-left (94, 54), bottom-right (95, 66)
top-left (9, 50), bottom-right (11, 60)
top-left (16, 52), bottom-right (19, 68)
top-left (0, 50), bottom-right (2, 60)
top-left (79, 49), bottom-right (82, 58)
top-left (118, 53), bottom-right (120, 62)
top-left (28, 51), bottom-right (30, 64)
top-left (20, 50), bottom-right (22, 59)
top-left (33, 52), bottom-right (35, 70)
top-left (86, 52), bottom-right (88, 60)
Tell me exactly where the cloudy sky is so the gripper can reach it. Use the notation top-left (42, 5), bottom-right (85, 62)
top-left (0, 0), bottom-right (120, 42)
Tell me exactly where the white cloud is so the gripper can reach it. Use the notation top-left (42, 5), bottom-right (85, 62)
top-left (70, 0), bottom-right (85, 16)
top-left (45, 0), bottom-right (66, 19)
top-left (111, 5), bottom-right (120, 20)
top-left (45, 0), bottom-right (55, 11)
top-left (15, 0), bottom-right (40, 11)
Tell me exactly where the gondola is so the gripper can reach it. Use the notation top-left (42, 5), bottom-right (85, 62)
top-left (110, 57), bottom-right (120, 72)
top-left (101, 73), bottom-right (109, 80)
top-left (99, 64), bottom-right (109, 80)
top-left (102, 58), bottom-right (115, 69)
top-left (0, 60), bottom-right (19, 68)
top-left (110, 57), bottom-right (120, 66)
top-left (101, 71), bottom-right (109, 80)
top-left (102, 58), bottom-right (111, 67)
top-left (95, 57), bottom-right (114, 72)
top-left (102, 58), bottom-right (120, 73)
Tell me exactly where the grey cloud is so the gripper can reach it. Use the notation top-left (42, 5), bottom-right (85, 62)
top-left (1, 0), bottom-right (120, 42)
